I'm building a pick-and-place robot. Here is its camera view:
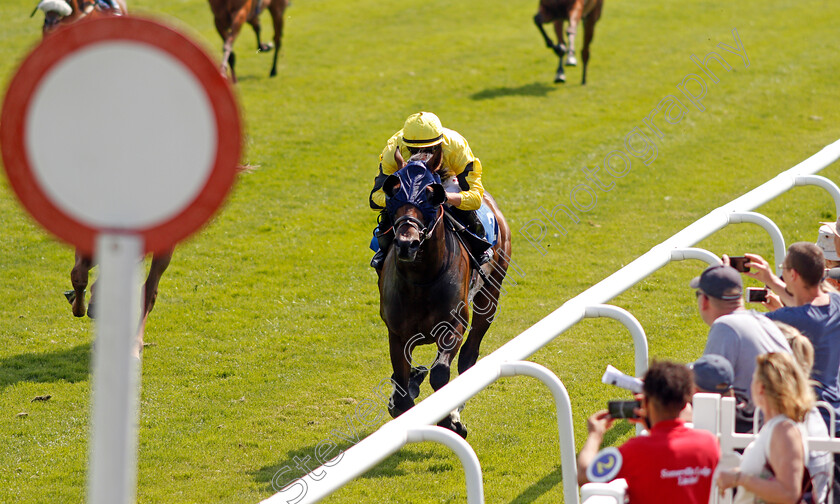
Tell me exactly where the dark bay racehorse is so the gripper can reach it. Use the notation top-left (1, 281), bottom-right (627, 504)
top-left (34, 0), bottom-right (172, 356)
top-left (533, 0), bottom-right (604, 84)
top-left (378, 149), bottom-right (511, 438)
top-left (35, 0), bottom-right (127, 35)
top-left (208, 0), bottom-right (289, 82)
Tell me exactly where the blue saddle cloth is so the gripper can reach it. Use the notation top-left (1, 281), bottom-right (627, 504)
top-left (370, 201), bottom-right (498, 252)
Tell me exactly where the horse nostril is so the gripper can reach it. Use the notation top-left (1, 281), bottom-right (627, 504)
top-left (409, 240), bottom-right (420, 250)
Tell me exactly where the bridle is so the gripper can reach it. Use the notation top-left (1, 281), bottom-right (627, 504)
top-left (393, 205), bottom-right (443, 248)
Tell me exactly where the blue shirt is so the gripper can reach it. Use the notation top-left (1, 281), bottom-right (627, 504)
top-left (766, 292), bottom-right (840, 426)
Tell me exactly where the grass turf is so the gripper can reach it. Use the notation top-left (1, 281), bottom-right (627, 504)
top-left (2, 0), bottom-right (840, 502)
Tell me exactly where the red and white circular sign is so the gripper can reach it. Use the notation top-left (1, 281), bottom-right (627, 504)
top-left (1, 16), bottom-right (242, 254)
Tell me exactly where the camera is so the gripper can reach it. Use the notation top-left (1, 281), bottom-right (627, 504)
top-left (747, 287), bottom-right (768, 303)
top-left (608, 400), bottom-right (640, 419)
top-left (729, 256), bottom-right (750, 273)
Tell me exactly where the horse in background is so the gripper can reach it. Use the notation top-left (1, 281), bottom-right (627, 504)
top-left (378, 148), bottom-right (511, 438)
top-left (33, 0), bottom-right (126, 35)
top-left (533, 0), bottom-right (604, 84)
top-left (32, 0), bottom-right (173, 357)
top-left (208, 0), bottom-right (289, 83)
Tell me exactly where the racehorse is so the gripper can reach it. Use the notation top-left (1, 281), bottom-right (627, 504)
top-left (533, 0), bottom-right (604, 84)
top-left (378, 148), bottom-right (511, 438)
top-left (33, 0), bottom-right (172, 356)
top-left (34, 0), bottom-right (127, 35)
top-left (208, 0), bottom-right (289, 83)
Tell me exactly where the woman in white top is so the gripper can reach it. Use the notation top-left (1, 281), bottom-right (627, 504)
top-left (716, 352), bottom-right (815, 503)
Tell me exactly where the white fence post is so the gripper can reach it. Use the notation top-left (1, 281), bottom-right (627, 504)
top-left (499, 361), bottom-right (579, 504)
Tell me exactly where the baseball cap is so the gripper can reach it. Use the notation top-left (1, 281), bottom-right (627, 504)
top-left (817, 222), bottom-right (840, 261)
top-left (690, 354), bottom-right (734, 393)
top-left (689, 264), bottom-right (743, 300)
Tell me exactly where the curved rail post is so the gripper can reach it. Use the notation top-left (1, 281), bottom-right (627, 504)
top-left (795, 175), bottom-right (840, 218)
top-left (727, 212), bottom-right (786, 276)
top-left (499, 361), bottom-right (579, 504)
top-left (405, 426), bottom-right (484, 504)
top-left (583, 305), bottom-right (648, 379)
top-left (670, 247), bottom-right (723, 267)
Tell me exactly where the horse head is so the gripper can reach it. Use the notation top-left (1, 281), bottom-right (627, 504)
top-left (383, 148), bottom-right (446, 263)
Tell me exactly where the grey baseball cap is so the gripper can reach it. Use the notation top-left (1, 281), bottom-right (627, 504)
top-left (690, 264), bottom-right (743, 300)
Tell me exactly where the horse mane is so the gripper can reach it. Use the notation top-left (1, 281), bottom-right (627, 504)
top-left (407, 151), bottom-right (434, 165)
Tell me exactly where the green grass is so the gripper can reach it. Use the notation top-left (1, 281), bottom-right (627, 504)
top-left (2, 0), bottom-right (840, 502)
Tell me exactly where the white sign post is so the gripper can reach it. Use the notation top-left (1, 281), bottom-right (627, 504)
top-left (1, 16), bottom-right (242, 504)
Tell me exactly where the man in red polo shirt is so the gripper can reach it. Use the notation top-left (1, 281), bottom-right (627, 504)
top-left (577, 360), bottom-right (720, 503)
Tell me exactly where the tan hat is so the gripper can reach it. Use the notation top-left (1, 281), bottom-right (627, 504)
top-left (401, 112), bottom-right (444, 148)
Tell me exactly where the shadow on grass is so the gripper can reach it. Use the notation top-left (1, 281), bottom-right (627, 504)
top-left (0, 343), bottom-right (90, 391)
top-left (252, 440), bottom-right (449, 495)
top-left (470, 82), bottom-right (556, 100)
top-left (508, 420), bottom-right (633, 503)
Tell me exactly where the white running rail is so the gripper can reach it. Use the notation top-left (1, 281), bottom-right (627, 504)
top-left (261, 139), bottom-right (840, 504)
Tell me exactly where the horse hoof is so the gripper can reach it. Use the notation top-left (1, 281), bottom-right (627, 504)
top-left (87, 303), bottom-right (96, 319)
top-left (258, 43), bottom-right (273, 52)
top-left (452, 422), bottom-right (468, 439)
top-left (408, 366), bottom-right (429, 400)
top-left (64, 291), bottom-right (76, 304)
top-left (566, 55), bottom-right (578, 66)
top-left (554, 75), bottom-right (566, 84)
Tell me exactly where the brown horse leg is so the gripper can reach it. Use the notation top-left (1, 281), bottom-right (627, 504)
top-left (430, 328), bottom-right (467, 438)
top-left (143, 250), bottom-right (172, 316)
top-left (249, 1), bottom-right (271, 52)
top-left (268, 0), bottom-right (287, 77)
top-left (220, 5), bottom-right (250, 83)
top-left (581, 4), bottom-right (601, 85)
top-left (565, 0), bottom-right (585, 66)
top-left (70, 251), bottom-right (93, 317)
top-left (552, 20), bottom-right (567, 83)
top-left (388, 334), bottom-right (414, 418)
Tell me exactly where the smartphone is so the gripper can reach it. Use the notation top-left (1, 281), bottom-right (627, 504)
top-left (607, 400), bottom-right (640, 419)
top-left (729, 256), bottom-right (750, 273)
top-left (747, 287), bottom-right (768, 303)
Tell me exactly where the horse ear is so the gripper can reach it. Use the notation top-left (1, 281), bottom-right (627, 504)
top-left (394, 146), bottom-right (405, 170)
top-left (427, 147), bottom-right (442, 172)
top-left (426, 184), bottom-right (446, 206)
top-left (383, 175), bottom-right (401, 198)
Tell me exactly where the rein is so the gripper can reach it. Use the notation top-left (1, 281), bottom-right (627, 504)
top-left (393, 206), bottom-right (443, 247)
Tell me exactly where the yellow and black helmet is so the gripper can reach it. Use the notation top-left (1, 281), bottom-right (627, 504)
top-left (401, 112), bottom-right (444, 148)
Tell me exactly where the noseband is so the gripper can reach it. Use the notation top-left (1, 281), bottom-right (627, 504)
top-left (393, 207), bottom-right (443, 247)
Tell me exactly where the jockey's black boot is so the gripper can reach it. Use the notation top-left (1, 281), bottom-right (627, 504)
top-left (465, 210), bottom-right (485, 238)
top-left (370, 210), bottom-right (394, 270)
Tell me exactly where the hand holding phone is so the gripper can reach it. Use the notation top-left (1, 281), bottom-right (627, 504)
top-left (607, 400), bottom-right (640, 419)
top-left (729, 256), bottom-right (750, 273)
top-left (747, 287), bottom-right (768, 303)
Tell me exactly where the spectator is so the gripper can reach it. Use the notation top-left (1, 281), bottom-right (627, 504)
top-left (746, 242), bottom-right (840, 433)
top-left (716, 352), bottom-right (815, 504)
top-left (775, 321), bottom-right (831, 504)
top-left (578, 360), bottom-right (720, 503)
top-left (691, 264), bottom-right (791, 404)
top-left (816, 222), bottom-right (840, 291)
top-left (690, 354), bottom-right (755, 433)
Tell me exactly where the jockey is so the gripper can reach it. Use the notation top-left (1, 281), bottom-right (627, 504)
top-left (369, 111), bottom-right (486, 269)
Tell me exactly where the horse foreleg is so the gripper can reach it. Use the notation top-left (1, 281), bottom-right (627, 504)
top-left (565, 0), bottom-right (585, 66)
top-left (533, 11), bottom-right (564, 57)
top-left (248, 4), bottom-right (272, 52)
top-left (220, 8), bottom-right (250, 83)
top-left (552, 21), bottom-right (567, 83)
top-left (70, 251), bottom-right (93, 317)
top-left (581, 4), bottom-right (601, 85)
top-left (431, 333), bottom-right (467, 438)
top-left (388, 334), bottom-right (414, 418)
top-left (268, 0), bottom-right (288, 77)
top-left (143, 250), bottom-right (172, 317)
